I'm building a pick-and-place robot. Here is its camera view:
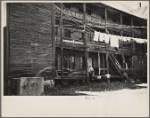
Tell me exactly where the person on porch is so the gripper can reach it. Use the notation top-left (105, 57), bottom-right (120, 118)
top-left (89, 66), bottom-right (95, 82)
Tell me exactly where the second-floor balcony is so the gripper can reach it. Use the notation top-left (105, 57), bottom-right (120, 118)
top-left (55, 5), bottom-right (143, 37)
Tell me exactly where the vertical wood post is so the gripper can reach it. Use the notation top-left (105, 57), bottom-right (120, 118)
top-left (105, 8), bottom-right (109, 73)
top-left (120, 13), bottom-right (123, 36)
top-left (60, 3), bottom-right (64, 80)
top-left (105, 8), bottom-right (107, 33)
top-left (102, 54), bottom-right (105, 74)
top-left (120, 13), bottom-right (125, 70)
top-left (83, 3), bottom-right (88, 82)
top-left (131, 17), bottom-right (134, 37)
top-left (106, 47), bottom-right (109, 73)
top-left (52, 3), bottom-right (56, 79)
top-left (4, 4), bottom-right (10, 95)
top-left (98, 52), bottom-right (100, 75)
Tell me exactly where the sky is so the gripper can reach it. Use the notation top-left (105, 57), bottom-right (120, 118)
top-left (119, 1), bottom-right (148, 9)
top-left (99, 1), bottom-right (148, 19)
top-left (100, 1), bottom-right (148, 9)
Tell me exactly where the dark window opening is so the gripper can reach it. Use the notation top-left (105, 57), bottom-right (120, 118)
top-left (69, 55), bottom-right (75, 69)
top-left (64, 4), bottom-right (71, 9)
top-left (63, 55), bottom-right (68, 68)
top-left (87, 9), bottom-right (93, 15)
top-left (64, 29), bottom-right (71, 38)
top-left (80, 56), bottom-right (84, 69)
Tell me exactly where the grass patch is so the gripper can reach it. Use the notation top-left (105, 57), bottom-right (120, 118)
top-left (44, 81), bottom-right (145, 96)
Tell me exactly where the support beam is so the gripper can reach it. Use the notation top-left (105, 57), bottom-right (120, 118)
top-left (60, 3), bottom-right (64, 80)
top-left (102, 54), bottom-right (105, 74)
top-left (98, 52), bottom-right (100, 75)
top-left (131, 17), bottom-right (134, 37)
top-left (120, 13), bottom-right (125, 70)
top-left (52, 3), bottom-right (56, 78)
top-left (105, 8), bottom-right (109, 74)
top-left (120, 13), bottom-right (123, 36)
top-left (83, 3), bottom-right (88, 82)
top-left (105, 8), bottom-right (108, 33)
top-left (106, 47), bottom-right (109, 73)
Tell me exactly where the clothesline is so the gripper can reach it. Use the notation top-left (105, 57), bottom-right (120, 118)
top-left (56, 23), bottom-right (147, 46)
top-left (55, 5), bottom-right (147, 47)
top-left (93, 31), bottom-right (147, 48)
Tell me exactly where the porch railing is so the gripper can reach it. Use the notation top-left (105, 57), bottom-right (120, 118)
top-left (55, 5), bottom-right (142, 36)
top-left (55, 36), bottom-right (84, 45)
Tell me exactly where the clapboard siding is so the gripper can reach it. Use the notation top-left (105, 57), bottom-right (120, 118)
top-left (9, 3), bottom-right (53, 77)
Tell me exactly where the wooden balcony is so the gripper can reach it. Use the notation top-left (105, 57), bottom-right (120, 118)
top-left (55, 36), bottom-right (85, 50)
top-left (55, 6), bottom-right (142, 37)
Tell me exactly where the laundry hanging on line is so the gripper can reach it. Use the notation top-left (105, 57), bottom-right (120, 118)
top-left (104, 33), bottom-right (110, 44)
top-left (133, 38), bottom-right (147, 44)
top-left (99, 32), bottom-right (104, 42)
top-left (93, 31), bottom-right (99, 41)
top-left (110, 35), bottom-right (119, 48)
top-left (99, 32), bottom-right (110, 43)
top-left (119, 36), bottom-right (130, 42)
top-left (93, 30), bottom-right (147, 47)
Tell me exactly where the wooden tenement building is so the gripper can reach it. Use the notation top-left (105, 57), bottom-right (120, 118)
top-left (4, 3), bottom-right (147, 94)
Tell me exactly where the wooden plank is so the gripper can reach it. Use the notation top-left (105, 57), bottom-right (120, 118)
top-left (108, 53), bottom-right (122, 76)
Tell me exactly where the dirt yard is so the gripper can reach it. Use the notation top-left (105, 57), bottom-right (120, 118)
top-left (44, 82), bottom-right (148, 117)
top-left (44, 81), bottom-right (147, 96)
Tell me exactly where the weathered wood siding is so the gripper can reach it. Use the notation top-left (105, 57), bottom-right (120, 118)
top-left (8, 3), bottom-right (53, 77)
top-left (56, 48), bottom-right (85, 70)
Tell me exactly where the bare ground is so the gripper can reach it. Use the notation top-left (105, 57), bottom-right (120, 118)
top-left (44, 81), bottom-right (147, 96)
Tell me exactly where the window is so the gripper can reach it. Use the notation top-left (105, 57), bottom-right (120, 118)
top-left (63, 55), bottom-right (68, 68)
top-left (55, 27), bottom-right (58, 36)
top-left (64, 29), bottom-right (71, 38)
top-left (80, 57), bottom-right (83, 69)
top-left (87, 10), bottom-right (92, 15)
top-left (64, 4), bottom-right (71, 9)
top-left (69, 55), bottom-right (75, 69)
top-left (78, 7), bottom-right (83, 13)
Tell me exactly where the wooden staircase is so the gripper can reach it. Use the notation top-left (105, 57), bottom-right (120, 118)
top-left (108, 53), bottom-right (123, 76)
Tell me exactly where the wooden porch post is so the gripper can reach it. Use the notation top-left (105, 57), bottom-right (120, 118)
top-left (83, 3), bottom-right (88, 82)
top-left (120, 13), bottom-right (125, 70)
top-left (98, 52), bottom-right (101, 75)
top-left (52, 3), bottom-right (56, 78)
top-left (105, 8), bottom-right (108, 33)
top-left (105, 8), bottom-right (109, 74)
top-left (60, 3), bottom-right (64, 80)
top-left (102, 54), bottom-right (105, 74)
top-left (131, 17), bottom-right (134, 37)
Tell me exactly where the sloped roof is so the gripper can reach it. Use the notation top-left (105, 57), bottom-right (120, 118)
top-left (99, 1), bottom-right (148, 20)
